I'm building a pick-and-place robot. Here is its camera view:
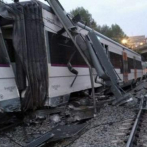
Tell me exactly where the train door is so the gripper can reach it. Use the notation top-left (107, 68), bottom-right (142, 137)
top-left (133, 57), bottom-right (137, 80)
top-left (123, 51), bottom-right (128, 82)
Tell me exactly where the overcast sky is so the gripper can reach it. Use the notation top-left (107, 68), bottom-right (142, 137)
top-left (5, 0), bottom-right (147, 37)
top-left (59, 0), bottom-right (147, 37)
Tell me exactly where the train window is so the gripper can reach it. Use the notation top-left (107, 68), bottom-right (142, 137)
top-left (1, 28), bottom-right (15, 63)
top-left (128, 58), bottom-right (134, 73)
top-left (0, 35), bottom-right (9, 65)
top-left (48, 32), bottom-right (87, 67)
top-left (109, 52), bottom-right (123, 70)
top-left (4, 39), bottom-right (15, 63)
top-left (135, 60), bottom-right (142, 69)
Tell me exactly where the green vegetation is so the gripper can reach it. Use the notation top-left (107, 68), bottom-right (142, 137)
top-left (70, 7), bottom-right (127, 44)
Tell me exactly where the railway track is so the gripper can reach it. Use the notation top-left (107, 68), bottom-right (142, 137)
top-left (126, 95), bottom-right (147, 147)
top-left (0, 113), bottom-right (23, 132)
top-left (0, 81), bottom-right (146, 147)
top-left (112, 93), bottom-right (147, 147)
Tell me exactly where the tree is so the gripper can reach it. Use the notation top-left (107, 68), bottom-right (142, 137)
top-left (98, 25), bottom-right (112, 38)
top-left (70, 7), bottom-right (97, 30)
top-left (70, 7), bottom-right (127, 44)
top-left (110, 24), bottom-right (127, 43)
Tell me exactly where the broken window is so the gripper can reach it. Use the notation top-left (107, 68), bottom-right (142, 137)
top-left (0, 30), bottom-right (9, 65)
top-left (48, 32), bottom-right (87, 67)
top-left (109, 51), bottom-right (123, 70)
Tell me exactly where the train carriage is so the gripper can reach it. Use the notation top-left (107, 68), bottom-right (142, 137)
top-left (42, 2), bottom-right (143, 106)
top-left (0, 1), bottom-right (143, 111)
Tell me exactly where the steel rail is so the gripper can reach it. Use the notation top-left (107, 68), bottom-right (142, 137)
top-left (0, 121), bottom-right (22, 132)
top-left (126, 97), bottom-right (144, 147)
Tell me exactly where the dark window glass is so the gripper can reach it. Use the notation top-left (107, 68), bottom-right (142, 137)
top-left (128, 58), bottom-right (134, 73)
top-left (5, 39), bottom-right (15, 62)
top-left (109, 52), bottom-right (123, 71)
top-left (135, 60), bottom-right (142, 69)
top-left (0, 35), bottom-right (9, 65)
top-left (48, 32), bottom-right (87, 67)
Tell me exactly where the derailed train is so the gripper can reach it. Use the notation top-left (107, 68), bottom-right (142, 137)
top-left (0, 1), bottom-right (146, 112)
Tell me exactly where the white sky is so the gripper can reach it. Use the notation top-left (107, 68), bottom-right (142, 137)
top-left (60, 0), bottom-right (147, 37)
top-left (4, 0), bottom-right (147, 37)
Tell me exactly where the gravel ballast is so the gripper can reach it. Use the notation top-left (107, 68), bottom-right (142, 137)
top-left (0, 81), bottom-right (147, 147)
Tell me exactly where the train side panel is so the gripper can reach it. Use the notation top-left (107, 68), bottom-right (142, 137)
top-left (42, 7), bottom-right (143, 103)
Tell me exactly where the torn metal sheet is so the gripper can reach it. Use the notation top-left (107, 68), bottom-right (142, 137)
top-left (25, 132), bottom-right (54, 147)
top-left (0, 2), bottom-right (48, 111)
top-left (47, 94), bottom-right (70, 107)
top-left (68, 105), bottom-right (104, 122)
top-left (72, 108), bottom-right (94, 121)
top-left (68, 104), bottom-right (94, 111)
top-left (0, 97), bottom-right (20, 112)
top-left (49, 123), bottom-right (87, 142)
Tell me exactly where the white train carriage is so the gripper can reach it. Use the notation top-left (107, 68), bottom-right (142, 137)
top-left (42, 2), bottom-right (142, 105)
top-left (0, 1), bottom-right (143, 111)
top-left (0, 28), bottom-right (20, 112)
top-left (77, 23), bottom-right (142, 84)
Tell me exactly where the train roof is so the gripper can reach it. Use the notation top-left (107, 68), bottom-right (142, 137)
top-left (77, 23), bottom-right (141, 56)
top-left (37, 1), bottom-right (141, 57)
top-left (4, 1), bottom-right (141, 57)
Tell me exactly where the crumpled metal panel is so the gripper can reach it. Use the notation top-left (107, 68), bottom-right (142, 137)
top-left (26, 132), bottom-right (54, 147)
top-left (49, 123), bottom-right (87, 142)
top-left (0, 2), bottom-right (48, 111)
top-left (0, 97), bottom-right (20, 112)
